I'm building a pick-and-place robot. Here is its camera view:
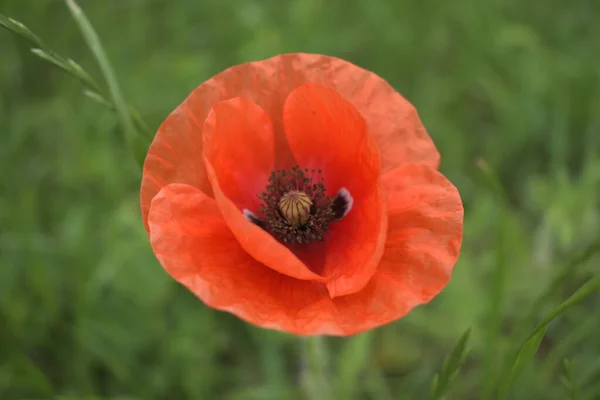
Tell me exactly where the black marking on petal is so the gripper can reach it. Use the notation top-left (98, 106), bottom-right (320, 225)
top-left (331, 187), bottom-right (353, 220)
top-left (243, 209), bottom-right (266, 229)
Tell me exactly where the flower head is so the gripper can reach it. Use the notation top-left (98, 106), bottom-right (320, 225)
top-left (141, 53), bottom-right (463, 336)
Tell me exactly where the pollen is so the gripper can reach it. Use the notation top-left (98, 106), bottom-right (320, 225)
top-left (279, 190), bottom-right (313, 226)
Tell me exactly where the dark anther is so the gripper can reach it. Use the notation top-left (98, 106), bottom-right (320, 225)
top-left (241, 165), bottom-right (353, 244)
top-left (331, 188), bottom-right (354, 220)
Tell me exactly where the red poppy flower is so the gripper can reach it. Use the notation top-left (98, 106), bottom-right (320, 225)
top-left (140, 53), bottom-right (463, 336)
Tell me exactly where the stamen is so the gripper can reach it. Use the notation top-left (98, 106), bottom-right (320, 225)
top-left (244, 166), bottom-right (352, 244)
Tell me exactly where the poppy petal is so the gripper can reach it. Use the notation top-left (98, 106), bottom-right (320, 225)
top-left (148, 172), bottom-right (461, 336)
top-left (314, 164), bottom-right (463, 334)
top-left (265, 53), bottom-right (440, 172)
top-left (147, 183), bottom-right (419, 336)
top-left (283, 83), bottom-right (387, 298)
top-left (141, 53), bottom-right (438, 231)
top-left (203, 156), bottom-right (326, 282)
top-left (315, 55), bottom-right (440, 173)
top-left (148, 183), bottom-right (332, 333)
top-left (378, 164), bottom-right (463, 303)
top-left (141, 101), bottom-right (213, 232)
top-left (202, 97), bottom-right (274, 211)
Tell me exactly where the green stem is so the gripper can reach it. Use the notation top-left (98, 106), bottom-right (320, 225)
top-left (303, 336), bottom-right (332, 400)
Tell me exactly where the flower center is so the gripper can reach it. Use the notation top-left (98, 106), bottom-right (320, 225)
top-left (279, 190), bottom-right (313, 226)
top-left (243, 165), bottom-right (353, 244)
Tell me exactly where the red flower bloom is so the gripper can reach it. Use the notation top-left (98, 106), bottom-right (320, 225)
top-left (141, 53), bottom-right (463, 336)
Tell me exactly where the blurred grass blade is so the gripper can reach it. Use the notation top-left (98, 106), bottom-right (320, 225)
top-left (365, 370), bottom-right (393, 400)
top-left (2, 14), bottom-right (99, 92)
top-left (476, 158), bottom-right (510, 205)
top-left (83, 89), bottom-right (113, 108)
top-left (2, 10), bottom-right (152, 144)
top-left (429, 328), bottom-right (472, 400)
top-left (477, 159), bottom-right (510, 397)
top-left (334, 331), bottom-right (374, 399)
top-left (10, 353), bottom-right (54, 396)
top-left (66, 58), bottom-right (103, 92)
top-left (2, 13), bottom-right (106, 97)
top-left (529, 236), bottom-right (600, 318)
top-left (128, 104), bottom-right (153, 137)
top-left (84, 90), bottom-right (152, 137)
top-left (497, 327), bottom-right (547, 399)
top-left (0, 14), bottom-right (42, 45)
top-left (578, 357), bottom-right (600, 398)
top-left (497, 274), bottom-right (600, 399)
top-left (30, 48), bottom-right (102, 92)
top-left (561, 359), bottom-right (577, 400)
top-left (30, 48), bottom-right (71, 71)
top-left (65, 0), bottom-right (147, 168)
top-left (528, 274), bottom-right (600, 350)
top-left (303, 336), bottom-right (332, 400)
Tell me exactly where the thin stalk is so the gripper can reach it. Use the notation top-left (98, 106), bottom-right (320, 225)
top-left (302, 336), bottom-right (332, 400)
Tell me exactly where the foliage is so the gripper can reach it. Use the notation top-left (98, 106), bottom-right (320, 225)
top-left (1, 0), bottom-right (599, 399)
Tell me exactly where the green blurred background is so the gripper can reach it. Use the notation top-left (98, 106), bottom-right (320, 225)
top-left (1, 0), bottom-right (599, 399)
